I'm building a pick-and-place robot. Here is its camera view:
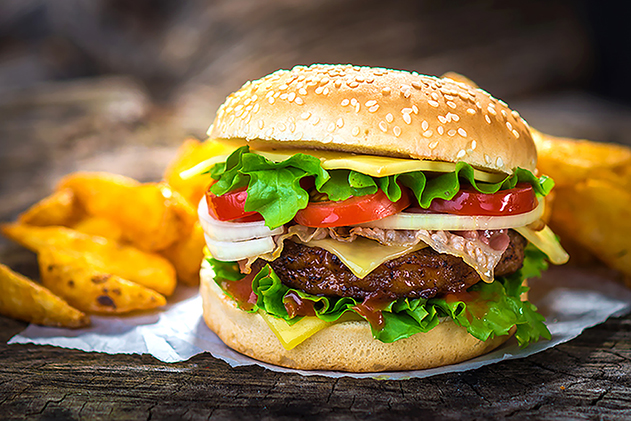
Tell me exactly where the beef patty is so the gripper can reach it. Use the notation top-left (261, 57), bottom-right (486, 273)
top-left (266, 230), bottom-right (527, 301)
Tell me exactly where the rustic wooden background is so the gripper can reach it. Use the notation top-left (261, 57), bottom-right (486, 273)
top-left (2, 0), bottom-right (631, 419)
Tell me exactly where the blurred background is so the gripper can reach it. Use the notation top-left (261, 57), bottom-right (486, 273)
top-left (1, 0), bottom-right (630, 221)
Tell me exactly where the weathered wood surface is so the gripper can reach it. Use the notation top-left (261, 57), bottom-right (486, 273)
top-left (2, 76), bottom-right (631, 420)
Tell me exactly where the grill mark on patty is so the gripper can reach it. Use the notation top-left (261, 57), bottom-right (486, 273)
top-left (265, 230), bottom-right (527, 301)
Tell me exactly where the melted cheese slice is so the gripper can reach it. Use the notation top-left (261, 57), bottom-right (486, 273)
top-left (259, 311), bottom-right (330, 350)
top-left (295, 237), bottom-right (427, 279)
top-left (514, 224), bottom-right (569, 265)
top-left (253, 148), bottom-right (507, 182)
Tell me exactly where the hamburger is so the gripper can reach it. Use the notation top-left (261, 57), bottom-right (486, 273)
top-left (196, 64), bottom-right (568, 372)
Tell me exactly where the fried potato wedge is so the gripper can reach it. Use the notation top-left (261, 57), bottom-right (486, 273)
top-left (163, 138), bottom-right (235, 207)
top-left (58, 173), bottom-right (195, 251)
top-left (161, 221), bottom-right (206, 286)
top-left (72, 216), bottom-right (124, 242)
top-left (550, 180), bottom-right (631, 278)
top-left (1, 224), bottom-right (177, 296)
top-left (18, 188), bottom-right (83, 227)
top-left (532, 129), bottom-right (631, 188)
top-left (38, 249), bottom-right (166, 314)
top-left (0, 263), bottom-right (90, 328)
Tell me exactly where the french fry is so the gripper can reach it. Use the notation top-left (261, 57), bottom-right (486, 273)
top-left (0, 263), bottom-right (90, 328)
top-left (58, 173), bottom-right (195, 251)
top-left (161, 221), bottom-right (206, 286)
top-left (1, 224), bottom-right (177, 296)
top-left (38, 249), bottom-right (166, 314)
top-left (163, 138), bottom-right (235, 207)
top-left (18, 188), bottom-right (83, 227)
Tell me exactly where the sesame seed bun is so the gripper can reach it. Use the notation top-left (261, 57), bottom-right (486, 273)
top-left (200, 261), bottom-right (512, 373)
top-left (208, 64), bottom-right (537, 173)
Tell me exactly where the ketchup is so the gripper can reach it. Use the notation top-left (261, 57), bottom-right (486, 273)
top-left (283, 291), bottom-right (317, 318)
top-left (219, 272), bottom-right (258, 311)
top-left (352, 294), bottom-right (392, 330)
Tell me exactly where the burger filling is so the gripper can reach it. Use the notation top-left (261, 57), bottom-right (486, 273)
top-left (200, 145), bottom-right (568, 349)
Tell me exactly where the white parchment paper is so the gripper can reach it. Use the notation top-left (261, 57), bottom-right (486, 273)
top-left (9, 266), bottom-right (631, 380)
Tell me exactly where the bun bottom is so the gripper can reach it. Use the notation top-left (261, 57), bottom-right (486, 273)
top-left (200, 262), bottom-right (512, 372)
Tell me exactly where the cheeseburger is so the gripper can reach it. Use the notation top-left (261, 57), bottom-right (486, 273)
top-left (196, 64), bottom-right (568, 372)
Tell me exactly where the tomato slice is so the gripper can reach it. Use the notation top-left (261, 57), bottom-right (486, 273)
top-left (205, 186), bottom-right (264, 222)
top-left (294, 189), bottom-right (412, 228)
top-left (427, 183), bottom-right (537, 216)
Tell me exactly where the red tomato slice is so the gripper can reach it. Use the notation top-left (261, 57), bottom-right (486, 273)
top-left (427, 183), bottom-right (537, 216)
top-left (205, 186), bottom-right (263, 222)
top-left (294, 189), bottom-right (412, 228)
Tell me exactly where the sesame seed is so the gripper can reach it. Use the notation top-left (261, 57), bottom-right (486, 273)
top-left (403, 113), bottom-right (412, 125)
top-left (411, 81), bottom-right (422, 89)
top-left (278, 123), bottom-right (286, 132)
top-left (496, 157), bottom-right (504, 167)
top-left (315, 86), bottom-right (324, 94)
top-left (324, 134), bottom-right (334, 143)
top-left (379, 121), bottom-right (388, 132)
top-left (512, 129), bottom-right (520, 138)
top-left (289, 122), bottom-right (296, 132)
top-left (287, 92), bottom-right (296, 102)
top-left (429, 141), bottom-right (438, 149)
top-left (311, 116), bottom-right (320, 125)
top-left (336, 118), bottom-right (344, 128)
top-left (382, 87), bottom-right (391, 95)
top-left (437, 126), bottom-right (444, 135)
top-left (323, 87), bottom-right (330, 95)
top-left (393, 126), bottom-right (402, 137)
top-left (365, 100), bottom-right (377, 107)
top-left (350, 98), bottom-right (358, 106)
top-left (501, 109), bottom-right (507, 118)
top-left (295, 97), bottom-right (304, 105)
top-left (422, 120), bottom-right (429, 131)
top-left (355, 103), bottom-right (361, 113)
top-left (457, 150), bottom-right (466, 159)
top-left (428, 100), bottom-right (440, 108)
top-left (279, 84), bottom-right (288, 91)
top-left (327, 122), bottom-right (335, 133)
top-left (386, 113), bottom-right (394, 123)
top-left (467, 108), bottom-right (476, 115)
top-left (485, 154), bottom-right (491, 164)
top-left (268, 97), bottom-right (275, 104)
top-left (301, 112), bottom-right (311, 120)
top-left (458, 128), bottom-right (467, 137)
top-left (298, 87), bottom-right (307, 95)
top-left (352, 127), bottom-right (361, 136)
top-left (423, 130), bottom-right (433, 137)
top-left (412, 105), bottom-right (419, 114)
top-left (227, 115), bottom-right (235, 125)
top-left (448, 129), bottom-right (457, 136)
top-left (445, 94), bottom-right (454, 100)
top-left (471, 140), bottom-right (477, 150)
top-left (348, 81), bottom-right (359, 88)
top-left (438, 115), bottom-right (447, 124)
top-left (252, 103), bottom-right (260, 113)
top-left (266, 91), bottom-right (274, 98)
top-left (506, 121), bottom-right (513, 130)
top-left (447, 101), bottom-right (457, 109)
top-left (341, 99), bottom-right (350, 106)
top-left (369, 105), bottom-right (380, 113)
top-left (334, 80), bottom-right (342, 88)
top-left (451, 113), bottom-right (460, 122)
top-left (511, 110), bottom-right (520, 118)
top-left (488, 106), bottom-right (497, 116)
top-left (431, 92), bottom-right (439, 100)
top-left (258, 119), bottom-right (265, 129)
top-left (274, 92), bottom-right (280, 98)
top-left (279, 93), bottom-right (288, 100)
top-left (265, 128), bottom-right (274, 137)
top-left (476, 102), bottom-right (482, 109)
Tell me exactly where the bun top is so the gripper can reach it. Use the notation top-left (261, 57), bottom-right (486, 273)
top-left (208, 64), bottom-right (537, 173)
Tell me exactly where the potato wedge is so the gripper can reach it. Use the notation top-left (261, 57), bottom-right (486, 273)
top-left (72, 216), bottom-right (124, 243)
top-left (58, 173), bottom-right (195, 251)
top-left (18, 188), bottom-right (83, 227)
top-left (164, 138), bottom-right (235, 207)
top-left (161, 221), bottom-right (206, 286)
top-left (0, 263), bottom-right (90, 328)
top-left (1, 224), bottom-right (177, 296)
top-left (550, 180), bottom-right (631, 278)
top-left (38, 249), bottom-right (166, 314)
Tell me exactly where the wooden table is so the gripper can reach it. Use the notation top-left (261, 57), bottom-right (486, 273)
top-left (2, 78), bottom-right (631, 420)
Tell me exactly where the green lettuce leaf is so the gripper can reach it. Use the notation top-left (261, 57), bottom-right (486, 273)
top-left (209, 146), bottom-right (553, 229)
top-left (206, 245), bottom-right (551, 347)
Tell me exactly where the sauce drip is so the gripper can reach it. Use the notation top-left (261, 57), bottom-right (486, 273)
top-left (220, 272), bottom-right (258, 311)
top-left (283, 291), bottom-right (317, 318)
top-left (352, 294), bottom-right (391, 330)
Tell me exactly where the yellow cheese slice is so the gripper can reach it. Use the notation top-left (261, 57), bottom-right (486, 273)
top-left (259, 310), bottom-right (331, 350)
top-left (253, 149), bottom-right (507, 182)
top-left (295, 237), bottom-right (427, 279)
top-left (514, 224), bottom-right (569, 265)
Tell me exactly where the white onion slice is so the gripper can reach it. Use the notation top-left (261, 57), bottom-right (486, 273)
top-left (204, 234), bottom-right (276, 261)
top-left (359, 198), bottom-right (544, 231)
top-left (198, 198), bottom-right (284, 241)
